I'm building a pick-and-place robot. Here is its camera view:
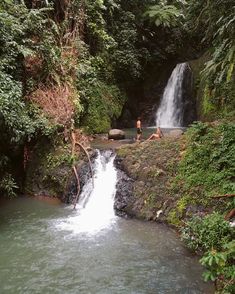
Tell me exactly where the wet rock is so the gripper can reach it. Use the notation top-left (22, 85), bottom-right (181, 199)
top-left (114, 156), bottom-right (134, 217)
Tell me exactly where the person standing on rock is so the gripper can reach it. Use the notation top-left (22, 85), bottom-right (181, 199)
top-left (136, 117), bottom-right (142, 141)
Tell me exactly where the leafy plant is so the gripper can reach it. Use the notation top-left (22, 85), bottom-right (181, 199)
top-left (0, 71), bottom-right (55, 144)
top-left (200, 240), bottom-right (235, 293)
top-left (174, 122), bottom-right (235, 206)
top-left (0, 173), bottom-right (18, 198)
top-left (144, 3), bottom-right (184, 28)
top-left (186, 0), bottom-right (235, 118)
top-left (181, 212), bottom-right (234, 252)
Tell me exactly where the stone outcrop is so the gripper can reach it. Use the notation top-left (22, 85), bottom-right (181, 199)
top-left (108, 129), bottom-right (125, 140)
top-left (114, 156), bottom-right (134, 217)
top-left (114, 138), bottom-right (182, 222)
top-left (24, 135), bottom-right (96, 203)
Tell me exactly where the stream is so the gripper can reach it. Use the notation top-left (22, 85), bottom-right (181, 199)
top-left (0, 151), bottom-right (213, 294)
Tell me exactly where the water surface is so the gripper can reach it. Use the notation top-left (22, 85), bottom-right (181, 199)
top-left (0, 198), bottom-right (213, 294)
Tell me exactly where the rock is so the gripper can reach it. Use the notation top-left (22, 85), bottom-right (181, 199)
top-left (229, 221), bottom-right (235, 228)
top-left (114, 169), bottom-right (134, 216)
top-left (114, 157), bottom-right (134, 217)
top-left (108, 129), bottom-right (125, 140)
top-left (156, 210), bottom-right (163, 218)
top-left (24, 135), bottom-right (97, 204)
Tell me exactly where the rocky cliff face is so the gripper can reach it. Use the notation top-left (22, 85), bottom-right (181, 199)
top-left (189, 52), bottom-right (211, 121)
top-left (116, 63), bottom-right (176, 128)
top-left (181, 63), bottom-right (197, 126)
top-left (24, 134), bottom-right (95, 203)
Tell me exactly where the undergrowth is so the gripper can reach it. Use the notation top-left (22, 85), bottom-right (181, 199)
top-left (173, 121), bottom-right (235, 208)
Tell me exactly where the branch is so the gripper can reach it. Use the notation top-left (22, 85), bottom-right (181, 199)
top-left (213, 194), bottom-right (235, 199)
top-left (72, 165), bottom-right (80, 210)
top-left (70, 129), bottom-right (94, 209)
top-left (75, 141), bottom-right (94, 187)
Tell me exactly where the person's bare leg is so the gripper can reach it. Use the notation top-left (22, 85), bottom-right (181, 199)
top-left (147, 134), bottom-right (154, 141)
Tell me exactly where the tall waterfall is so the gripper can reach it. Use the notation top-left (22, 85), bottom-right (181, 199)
top-left (56, 150), bottom-right (118, 234)
top-left (156, 63), bottom-right (189, 128)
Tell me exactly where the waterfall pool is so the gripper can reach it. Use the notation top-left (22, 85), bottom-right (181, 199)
top-left (91, 127), bottom-right (187, 150)
top-left (0, 151), bottom-right (213, 294)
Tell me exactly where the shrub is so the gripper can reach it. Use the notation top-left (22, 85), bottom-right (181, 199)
top-left (0, 173), bottom-right (18, 198)
top-left (200, 240), bottom-right (235, 293)
top-left (174, 122), bottom-right (235, 207)
top-left (181, 212), bottom-right (234, 252)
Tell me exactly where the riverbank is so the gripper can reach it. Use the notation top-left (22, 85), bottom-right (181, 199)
top-left (114, 121), bottom-right (235, 293)
top-left (114, 121), bottom-right (235, 226)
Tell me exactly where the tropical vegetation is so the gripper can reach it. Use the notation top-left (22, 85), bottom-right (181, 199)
top-left (0, 1), bottom-right (234, 291)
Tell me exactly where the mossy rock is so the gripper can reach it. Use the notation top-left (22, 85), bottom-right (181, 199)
top-left (24, 136), bottom-right (76, 200)
top-left (115, 138), bottom-right (182, 222)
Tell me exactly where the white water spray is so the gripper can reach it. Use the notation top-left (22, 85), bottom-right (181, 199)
top-left (56, 150), bottom-right (118, 235)
top-left (156, 63), bottom-right (189, 128)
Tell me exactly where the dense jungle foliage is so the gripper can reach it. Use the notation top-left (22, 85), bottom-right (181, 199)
top-left (0, 1), bottom-right (234, 292)
top-left (1, 0), bottom-right (234, 197)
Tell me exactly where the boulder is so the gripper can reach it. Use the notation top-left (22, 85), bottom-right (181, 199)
top-left (108, 129), bottom-right (125, 140)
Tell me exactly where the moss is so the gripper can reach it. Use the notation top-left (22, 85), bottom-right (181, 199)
top-left (189, 52), bottom-right (211, 121)
top-left (46, 151), bottom-right (76, 169)
top-left (166, 196), bottom-right (193, 227)
top-left (116, 147), bottom-right (130, 157)
top-left (176, 196), bottom-right (190, 215)
top-left (117, 138), bottom-right (182, 220)
top-left (146, 192), bottom-right (158, 207)
top-left (167, 210), bottom-right (181, 227)
top-left (81, 82), bottom-right (126, 134)
top-left (24, 135), bottom-right (75, 198)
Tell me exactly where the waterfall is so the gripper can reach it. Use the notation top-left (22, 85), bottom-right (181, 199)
top-left (156, 63), bottom-right (189, 128)
top-left (56, 150), bottom-right (118, 234)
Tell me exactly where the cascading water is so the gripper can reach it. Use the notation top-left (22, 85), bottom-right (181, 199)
top-left (56, 150), bottom-right (118, 234)
top-left (156, 63), bottom-right (189, 128)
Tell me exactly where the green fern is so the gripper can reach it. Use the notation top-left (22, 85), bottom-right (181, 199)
top-left (144, 4), bottom-right (183, 28)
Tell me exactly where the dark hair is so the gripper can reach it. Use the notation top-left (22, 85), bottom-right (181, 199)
top-left (137, 117), bottom-right (141, 120)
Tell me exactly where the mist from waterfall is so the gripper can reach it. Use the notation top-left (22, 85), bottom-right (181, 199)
top-left (156, 63), bottom-right (189, 128)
